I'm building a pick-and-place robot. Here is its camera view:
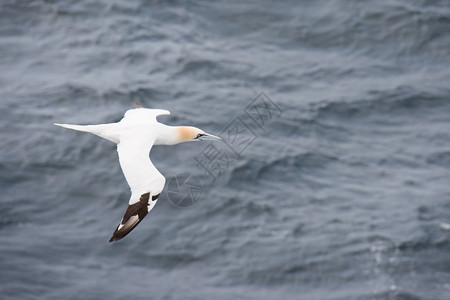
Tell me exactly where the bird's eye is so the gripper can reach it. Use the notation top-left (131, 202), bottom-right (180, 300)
top-left (195, 133), bottom-right (205, 139)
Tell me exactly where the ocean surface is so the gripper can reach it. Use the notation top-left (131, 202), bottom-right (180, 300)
top-left (1, 1), bottom-right (450, 299)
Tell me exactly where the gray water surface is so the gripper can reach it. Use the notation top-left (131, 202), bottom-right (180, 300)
top-left (1, 1), bottom-right (450, 299)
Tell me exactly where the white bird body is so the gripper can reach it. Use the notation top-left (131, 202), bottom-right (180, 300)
top-left (55, 108), bottom-right (220, 242)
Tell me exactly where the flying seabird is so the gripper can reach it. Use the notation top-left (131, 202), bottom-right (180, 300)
top-left (55, 108), bottom-right (221, 242)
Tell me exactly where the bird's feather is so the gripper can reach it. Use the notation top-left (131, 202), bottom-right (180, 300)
top-left (116, 133), bottom-right (165, 203)
top-left (54, 123), bottom-right (120, 143)
top-left (109, 192), bottom-right (160, 242)
top-left (122, 108), bottom-right (170, 123)
top-left (108, 128), bottom-right (165, 241)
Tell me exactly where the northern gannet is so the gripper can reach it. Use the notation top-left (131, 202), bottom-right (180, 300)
top-left (55, 108), bottom-right (221, 242)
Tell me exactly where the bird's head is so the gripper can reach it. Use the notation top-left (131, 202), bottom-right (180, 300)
top-left (177, 126), bottom-right (221, 143)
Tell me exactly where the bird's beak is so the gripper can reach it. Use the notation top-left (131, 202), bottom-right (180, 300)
top-left (201, 133), bottom-right (222, 141)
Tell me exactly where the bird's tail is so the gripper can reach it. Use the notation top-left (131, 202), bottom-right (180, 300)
top-left (54, 123), bottom-right (94, 133)
top-left (54, 123), bottom-right (120, 143)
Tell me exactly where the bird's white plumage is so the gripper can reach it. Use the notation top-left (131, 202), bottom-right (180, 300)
top-left (54, 123), bottom-right (121, 143)
top-left (123, 108), bottom-right (170, 123)
top-left (117, 108), bottom-right (169, 204)
top-left (57, 108), bottom-right (169, 205)
top-left (55, 107), bottom-right (221, 242)
top-left (117, 134), bottom-right (165, 205)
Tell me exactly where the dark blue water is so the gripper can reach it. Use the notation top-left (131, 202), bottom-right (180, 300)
top-left (1, 1), bottom-right (450, 299)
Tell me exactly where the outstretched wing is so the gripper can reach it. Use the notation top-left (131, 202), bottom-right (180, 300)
top-left (123, 108), bottom-right (170, 123)
top-left (109, 135), bottom-right (166, 242)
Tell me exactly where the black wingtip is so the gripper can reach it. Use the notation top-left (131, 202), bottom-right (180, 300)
top-left (108, 193), bottom-right (159, 243)
top-left (108, 223), bottom-right (121, 242)
top-left (109, 225), bottom-right (122, 242)
top-left (109, 234), bottom-right (124, 243)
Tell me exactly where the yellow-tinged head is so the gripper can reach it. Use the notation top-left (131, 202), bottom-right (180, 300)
top-left (177, 126), bottom-right (221, 143)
